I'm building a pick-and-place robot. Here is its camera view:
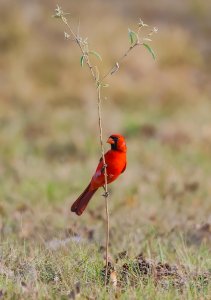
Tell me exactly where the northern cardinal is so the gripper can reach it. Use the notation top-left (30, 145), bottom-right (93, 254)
top-left (71, 134), bottom-right (127, 216)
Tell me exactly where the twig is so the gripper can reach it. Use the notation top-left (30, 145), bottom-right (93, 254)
top-left (104, 189), bottom-right (110, 286)
top-left (56, 8), bottom-right (110, 286)
top-left (100, 43), bottom-right (139, 83)
top-left (97, 86), bottom-right (109, 285)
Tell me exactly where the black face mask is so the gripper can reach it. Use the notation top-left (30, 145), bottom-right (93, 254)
top-left (110, 136), bottom-right (118, 150)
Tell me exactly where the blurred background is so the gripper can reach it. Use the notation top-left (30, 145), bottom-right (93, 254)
top-left (0, 0), bottom-right (211, 249)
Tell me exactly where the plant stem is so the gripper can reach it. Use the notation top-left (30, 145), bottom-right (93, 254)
top-left (104, 194), bottom-right (110, 286)
top-left (62, 16), bottom-right (110, 286)
top-left (97, 86), bottom-right (109, 286)
top-left (100, 42), bottom-right (141, 83)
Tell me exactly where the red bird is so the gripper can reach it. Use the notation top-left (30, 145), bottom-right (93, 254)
top-left (71, 134), bottom-right (127, 216)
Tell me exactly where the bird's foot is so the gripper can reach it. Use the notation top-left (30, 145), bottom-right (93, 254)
top-left (102, 191), bottom-right (110, 198)
top-left (101, 163), bottom-right (108, 174)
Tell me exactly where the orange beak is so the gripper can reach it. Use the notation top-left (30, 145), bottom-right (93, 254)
top-left (107, 137), bottom-right (115, 144)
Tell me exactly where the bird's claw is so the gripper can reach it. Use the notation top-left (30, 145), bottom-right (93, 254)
top-left (102, 191), bottom-right (109, 198)
top-left (101, 163), bottom-right (108, 174)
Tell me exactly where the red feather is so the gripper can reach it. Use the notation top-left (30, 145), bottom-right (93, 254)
top-left (71, 183), bottom-right (97, 216)
top-left (71, 134), bottom-right (127, 216)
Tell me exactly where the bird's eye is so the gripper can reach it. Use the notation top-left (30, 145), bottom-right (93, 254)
top-left (110, 136), bottom-right (118, 141)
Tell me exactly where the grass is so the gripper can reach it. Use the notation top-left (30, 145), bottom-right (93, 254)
top-left (0, 0), bottom-right (211, 299)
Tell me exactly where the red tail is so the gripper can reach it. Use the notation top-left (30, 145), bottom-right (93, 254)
top-left (71, 183), bottom-right (97, 216)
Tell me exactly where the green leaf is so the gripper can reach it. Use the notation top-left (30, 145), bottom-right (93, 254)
top-left (53, 14), bottom-right (61, 19)
top-left (102, 83), bottom-right (109, 88)
top-left (143, 43), bottom-right (156, 60)
top-left (128, 29), bottom-right (138, 45)
top-left (89, 51), bottom-right (102, 61)
top-left (80, 55), bottom-right (85, 67)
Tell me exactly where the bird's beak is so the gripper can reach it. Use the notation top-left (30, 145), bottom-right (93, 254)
top-left (107, 137), bottom-right (115, 144)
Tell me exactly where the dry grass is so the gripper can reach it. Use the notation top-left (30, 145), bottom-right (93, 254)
top-left (0, 0), bottom-right (211, 299)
